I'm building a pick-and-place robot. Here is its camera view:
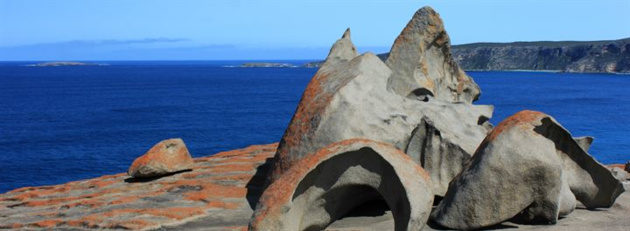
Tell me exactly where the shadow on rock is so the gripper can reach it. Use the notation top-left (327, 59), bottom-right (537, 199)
top-left (124, 169), bottom-right (192, 183)
top-left (245, 157), bottom-right (274, 209)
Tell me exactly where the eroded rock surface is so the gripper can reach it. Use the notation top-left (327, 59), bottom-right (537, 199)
top-left (432, 110), bottom-right (624, 230)
top-left (385, 6), bottom-right (480, 103)
top-left (128, 138), bottom-right (194, 178)
top-left (250, 139), bottom-right (433, 231)
top-left (270, 16), bottom-right (493, 197)
top-left (0, 144), bottom-right (277, 230)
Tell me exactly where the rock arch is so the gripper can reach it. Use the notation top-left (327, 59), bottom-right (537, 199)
top-left (249, 139), bottom-right (433, 231)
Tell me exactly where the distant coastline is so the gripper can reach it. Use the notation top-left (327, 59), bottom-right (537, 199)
top-left (26, 61), bottom-right (107, 67)
top-left (302, 38), bottom-right (630, 74)
top-left (238, 62), bottom-right (297, 68)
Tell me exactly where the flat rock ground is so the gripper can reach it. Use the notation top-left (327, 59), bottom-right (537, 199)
top-left (1, 143), bottom-right (628, 230)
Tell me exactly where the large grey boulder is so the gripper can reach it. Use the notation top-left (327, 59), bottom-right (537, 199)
top-left (432, 110), bottom-right (625, 230)
top-left (385, 6), bottom-right (480, 103)
top-left (249, 139), bottom-right (433, 231)
top-left (268, 10), bottom-right (493, 197)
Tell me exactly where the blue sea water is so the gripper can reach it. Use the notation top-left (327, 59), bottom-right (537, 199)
top-left (0, 61), bottom-right (628, 193)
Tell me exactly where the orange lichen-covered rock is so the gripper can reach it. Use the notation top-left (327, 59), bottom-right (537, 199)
top-left (269, 26), bottom-right (493, 197)
top-left (128, 138), bottom-right (194, 178)
top-left (251, 139), bottom-right (433, 231)
top-left (0, 143), bottom-right (278, 230)
top-left (432, 110), bottom-right (625, 230)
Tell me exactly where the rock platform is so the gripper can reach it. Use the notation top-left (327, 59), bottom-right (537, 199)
top-left (1, 143), bottom-right (628, 230)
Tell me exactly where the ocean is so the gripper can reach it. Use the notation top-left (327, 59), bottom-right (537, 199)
top-left (0, 61), bottom-right (628, 193)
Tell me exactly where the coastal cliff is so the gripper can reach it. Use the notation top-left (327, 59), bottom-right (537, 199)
top-left (450, 38), bottom-right (630, 73)
top-left (304, 38), bottom-right (630, 73)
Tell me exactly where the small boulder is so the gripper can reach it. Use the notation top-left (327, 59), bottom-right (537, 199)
top-left (128, 138), bottom-right (194, 178)
top-left (625, 161), bottom-right (630, 173)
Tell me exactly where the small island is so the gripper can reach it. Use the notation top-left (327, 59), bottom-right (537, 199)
top-left (239, 62), bottom-right (296, 68)
top-left (26, 62), bottom-right (104, 67)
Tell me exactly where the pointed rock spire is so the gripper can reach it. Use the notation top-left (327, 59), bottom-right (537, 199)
top-left (385, 6), bottom-right (481, 103)
top-left (320, 28), bottom-right (359, 69)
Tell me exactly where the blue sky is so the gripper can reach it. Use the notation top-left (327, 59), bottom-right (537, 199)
top-left (1, 0), bottom-right (628, 60)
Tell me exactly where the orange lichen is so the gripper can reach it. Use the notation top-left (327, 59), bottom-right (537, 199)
top-left (251, 138), bottom-right (427, 228)
top-left (61, 198), bottom-right (105, 209)
top-left (206, 201), bottom-right (241, 210)
top-left (110, 219), bottom-right (155, 230)
top-left (128, 138), bottom-right (193, 175)
top-left (205, 163), bottom-right (259, 173)
top-left (0, 142), bottom-right (282, 230)
top-left (273, 70), bottom-right (343, 179)
top-left (31, 219), bottom-right (62, 228)
top-left (142, 207), bottom-right (206, 220)
top-left (183, 184), bottom-right (246, 201)
top-left (608, 164), bottom-right (625, 169)
top-left (486, 110), bottom-right (546, 142)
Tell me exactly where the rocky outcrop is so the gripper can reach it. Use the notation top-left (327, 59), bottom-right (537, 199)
top-left (385, 6), bottom-right (480, 103)
top-left (269, 8), bottom-right (493, 198)
top-left (250, 139), bottom-right (433, 231)
top-left (0, 143), bottom-right (277, 230)
top-left (1, 142), bottom-right (628, 230)
top-left (128, 138), bottom-right (194, 178)
top-left (2, 5), bottom-right (629, 231)
top-left (432, 111), bottom-right (624, 230)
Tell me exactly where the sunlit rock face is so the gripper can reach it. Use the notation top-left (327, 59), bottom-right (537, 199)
top-left (268, 7), bottom-right (493, 198)
top-left (432, 110), bottom-right (624, 230)
top-left (385, 6), bottom-right (481, 103)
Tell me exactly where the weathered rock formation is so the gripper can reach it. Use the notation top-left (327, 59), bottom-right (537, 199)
top-left (385, 7), bottom-right (480, 103)
top-left (250, 139), bottom-right (433, 231)
top-left (2, 5), bottom-right (629, 231)
top-left (128, 138), bottom-right (194, 178)
top-left (1, 142), bottom-right (628, 230)
top-left (269, 7), bottom-right (493, 198)
top-left (432, 110), bottom-right (624, 230)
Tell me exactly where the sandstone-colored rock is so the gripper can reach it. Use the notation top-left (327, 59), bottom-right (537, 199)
top-left (128, 138), bottom-right (194, 178)
top-left (432, 110), bottom-right (624, 230)
top-left (269, 25), bottom-right (493, 197)
top-left (250, 139), bottom-right (433, 231)
top-left (610, 167), bottom-right (628, 181)
top-left (385, 6), bottom-right (480, 103)
top-left (320, 28), bottom-right (358, 70)
top-left (574, 136), bottom-right (594, 151)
